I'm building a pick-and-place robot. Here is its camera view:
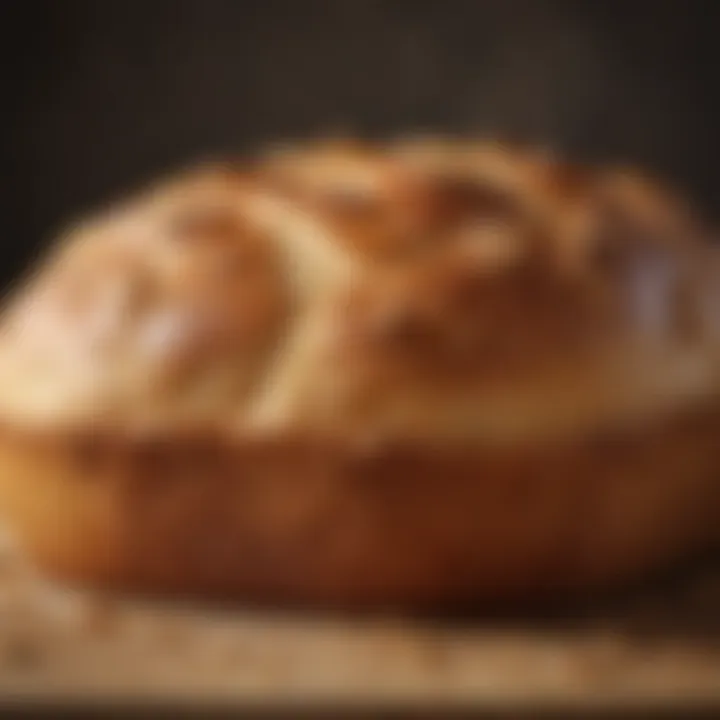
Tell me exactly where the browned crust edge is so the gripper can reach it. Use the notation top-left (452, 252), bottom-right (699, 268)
top-left (0, 410), bottom-right (719, 611)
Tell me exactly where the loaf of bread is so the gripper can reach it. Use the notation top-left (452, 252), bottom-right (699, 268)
top-left (0, 138), bottom-right (718, 609)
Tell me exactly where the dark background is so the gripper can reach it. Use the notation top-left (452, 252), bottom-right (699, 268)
top-left (2, 0), bottom-right (718, 288)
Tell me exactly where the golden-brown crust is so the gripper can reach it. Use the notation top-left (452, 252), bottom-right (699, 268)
top-left (0, 139), bottom-right (717, 434)
top-left (0, 138), bottom-right (718, 607)
top-left (0, 405), bottom-right (719, 609)
top-left (0, 167), bottom-right (289, 428)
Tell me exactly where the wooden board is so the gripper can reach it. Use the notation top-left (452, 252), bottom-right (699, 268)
top-left (0, 529), bottom-right (719, 713)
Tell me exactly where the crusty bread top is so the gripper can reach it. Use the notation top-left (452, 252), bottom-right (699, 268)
top-left (0, 138), bottom-right (718, 441)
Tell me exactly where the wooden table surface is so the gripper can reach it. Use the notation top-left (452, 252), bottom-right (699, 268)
top-left (1, 529), bottom-right (719, 714)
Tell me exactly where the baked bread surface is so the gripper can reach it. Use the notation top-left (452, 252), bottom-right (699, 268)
top-left (0, 138), bottom-right (718, 607)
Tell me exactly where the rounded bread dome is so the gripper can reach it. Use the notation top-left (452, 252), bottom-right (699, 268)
top-left (0, 139), bottom-right (716, 441)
